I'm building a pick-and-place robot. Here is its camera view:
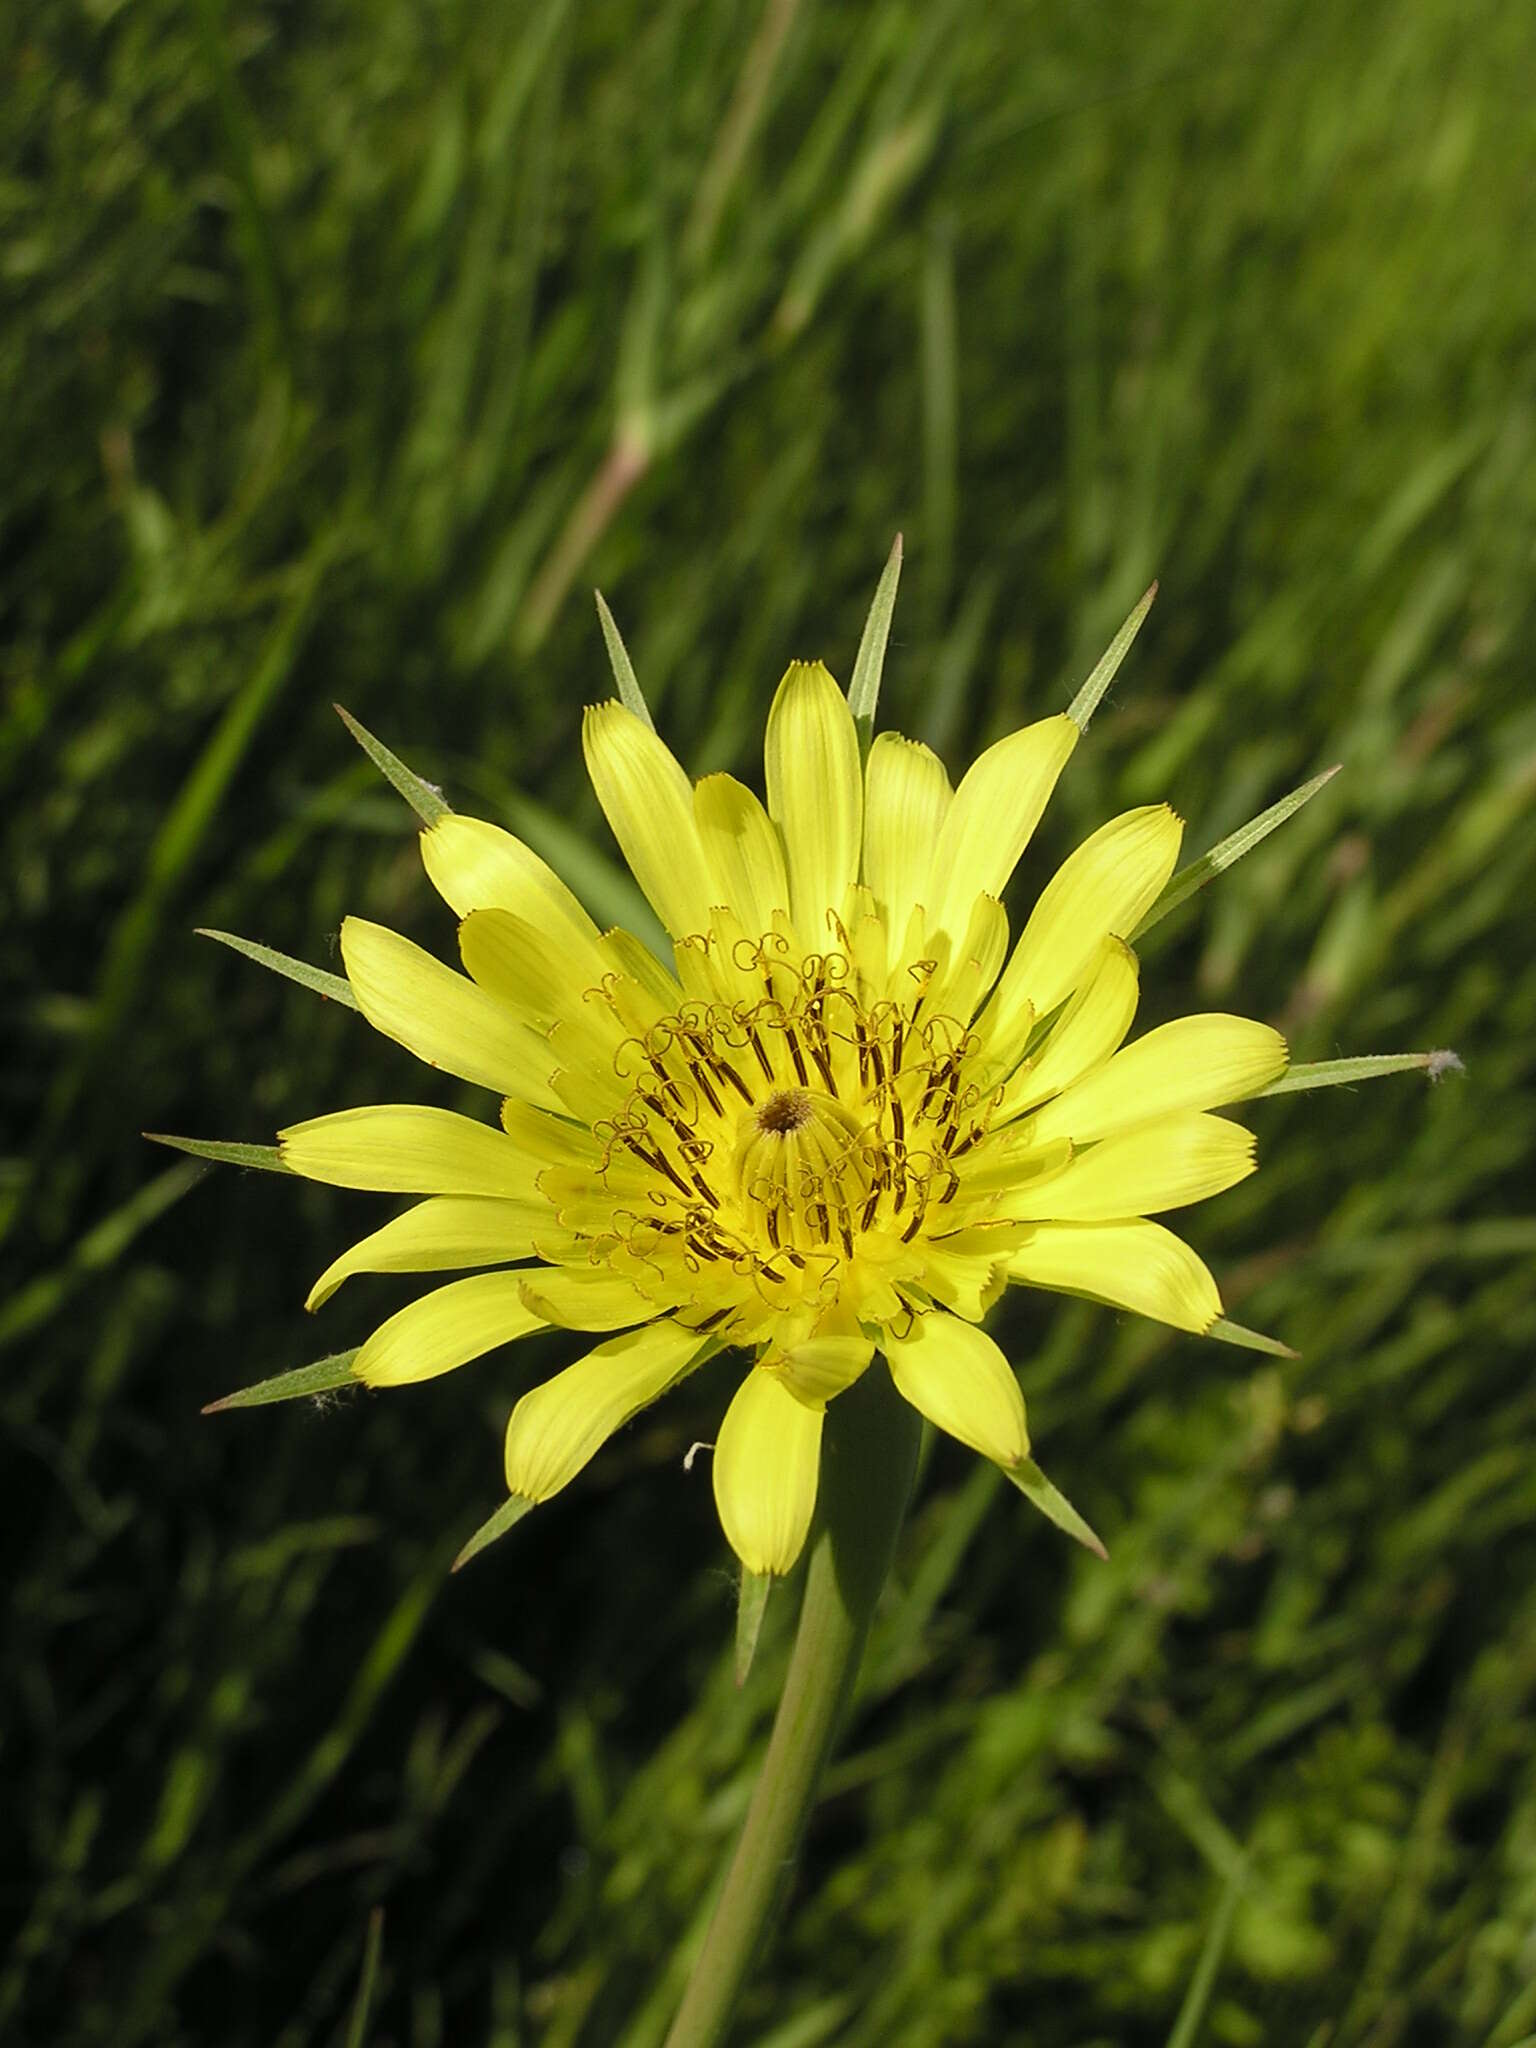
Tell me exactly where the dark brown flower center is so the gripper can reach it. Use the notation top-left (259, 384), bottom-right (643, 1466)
top-left (755, 1086), bottom-right (814, 1135)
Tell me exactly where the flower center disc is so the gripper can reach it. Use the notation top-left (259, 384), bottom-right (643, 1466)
top-left (754, 1086), bottom-right (814, 1134)
top-left (735, 1086), bottom-right (872, 1255)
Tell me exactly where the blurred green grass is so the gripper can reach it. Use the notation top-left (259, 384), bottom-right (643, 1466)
top-left (3, 0), bottom-right (1535, 2042)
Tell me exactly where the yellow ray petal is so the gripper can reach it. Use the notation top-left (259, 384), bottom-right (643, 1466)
top-left (987, 804), bottom-right (1183, 1046)
top-left (503, 1320), bottom-right (704, 1501)
top-left (862, 732), bottom-right (953, 944)
top-left (1004, 1218), bottom-right (1221, 1331)
top-left (995, 936), bottom-right (1140, 1119)
top-left (419, 813), bottom-right (602, 958)
top-left (1028, 1015), bottom-right (1288, 1145)
top-left (693, 773), bottom-right (791, 939)
top-left (916, 1243), bottom-right (1010, 1322)
top-left (713, 1367), bottom-right (825, 1577)
top-left (929, 714), bottom-right (1078, 941)
top-left (767, 1329), bottom-right (874, 1408)
top-left (498, 1097), bottom-right (600, 1169)
top-left (354, 1271), bottom-right (548, 1386)
top-left (341, 918), bottom-right (561, 1108)
top-left (993, 1113), bottom-right (1256, 1220)
top-left (517, 1262), bottom-right (672, 1331)
top-left (306, 1194), bottom-right (553, 1310)
top-left (582, 700), bottom-right (714, 939)
top-left (600, 926), bottom-right (683, 1009)
top-left (918, 891), bottom-right (1009, 1029)
top-left (950, 1131), bottom-right (1074, 1207)
top-left (458, 906), bottom-right (616, 1032)
top-left (281, 1104), bottom-right (549, 1196)
top-left (764, 661), bottom-right (862, 942)
top-left (883, 1313), bottom-right (1029, 1468)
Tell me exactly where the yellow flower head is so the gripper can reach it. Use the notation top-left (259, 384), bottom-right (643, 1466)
top-left (280, 657), bottom-right (1287, 1576)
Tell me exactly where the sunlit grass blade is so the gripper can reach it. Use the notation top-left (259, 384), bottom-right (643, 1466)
top-left (1256, 1050), bottom-right (1463, 1097)
top-left (735, 1571), bottom-right (772, 1687)
top-left (1005, 1457), bottom-right (1107, 1559)
top-left (345, 1909), bottom-right (385, 2048)
top-left (1133, 764), bottom-right (1340, 940)
top-left (1066, 581), bottom-right (1157, 731)
top-left (203, 1349), bottom-right (361, 1413)
top-left (0, 1161), bottom-right (203, 1354)
top-left (1165, 1857), bottom-right (1248, 2048)
top-left (1205, 1317), bottom-right (1298, 1360)
top-left (847, 532), bottom-right (903, 758)
top-left (144, 1133), bottom-right (291, 1173)
top-left (197, 929), bottom-right (357, 1008)
top-left (452, 1494), bottom-right (537, 1572)
top-left (335, 706), bottom-right (451, 824)
top-left (594, 590), bottom-right (655, 730)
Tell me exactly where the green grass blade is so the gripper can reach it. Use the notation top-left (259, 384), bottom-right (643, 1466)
top-left (144, 1134), bottom-right (290, 1173)
top-left (847, 533), bottom-right (903, 758)
top-left (452, 1495), bottom-right (536, 1572)
top-left (1133, 764), bottom-right (1340, 939)
top-left (1165, 1858), bottom-right (1247, 2048)
top-left (0, 1162), bottom-right (202, 1353)
top-left (735, 1572), bottom-right (772, 1687)
top-left (197, 929), bottom-right (357, 1008)
top-left (1066, 581), bottom-right (1157, 731)
top-left (203, 1350), bottom-right (362, 1413)
top-left (594, 590), bottom-right (655, 730)
top-left (8, 542), bottom-right (334, 1251)
top-left (1005, 1457), bottom-right (1108, 1559)
top-left (335, 707), bottom-right (451, 824)
top-left (345, 1909), bottom-right (385, 2048)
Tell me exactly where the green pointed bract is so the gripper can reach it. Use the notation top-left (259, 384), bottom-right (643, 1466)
top-left (734, 1571), bottom-right (772, 1687)
top-left (334, 705), bottom-right (451, 825)
top-left (847, 533), bottom-right (903, 758)
top-left (197, 928), bottom-right (357, 1008)
top-left (145, 1133), bottom-right (291, 1173)
top-left (1005, 1457), bottom-right (1108, 1560)
top-left (345, 1910), bottom-right (386, 2048)
top-left (1066, 582), bottom-right (1158, 732)
top-left (1205, 1316), bottom-right (1298, 1360)
top-left (452, 1494), bottom-right (537, 1573)
top-left (203, 1349), bottom-right (361, 1413)
top-left (1133, 764), bottom-right (1340, 940)
top-left (1256, 1051), bottom-right (1460, 1098)
top-left (594, 590), bottom-right (656, 731)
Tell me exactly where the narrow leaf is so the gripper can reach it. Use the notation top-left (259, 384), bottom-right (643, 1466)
top-left (1255, 1050), bottom-right (1462, 1097)
top-left (452, 1494), bottom-right (536, 1572)
top-left (1165, 1858), bottom-right (1248, 2048)
top-left (847, 533), bottom-right (903, 757)
top-left (1006, 1457), bottom-right (1108, 1559)
top-left (1133, 764), bottom-right (1340, 939)
top-left (1205, 1317), bottom-right (1298, 1360)
top-left (203, 1349), bottom-right (361, 1413)
top-left (735, 1571), bottom-right (772, 1687)
top-left (1066, 582), bottom-right (1158, 731)
top-left (348, 1908), bottom-right (387, 2048)
top-left (594, 590), bottom-right (655, 730)
top-left (335, 705), bottom-right (451, 824)
top-left (345, 1910), bottom-right (385, 2048)
top-left (145, 1133), bottom-right (291, 1173)
top-left (198, 928), bottom-right (357, 1008)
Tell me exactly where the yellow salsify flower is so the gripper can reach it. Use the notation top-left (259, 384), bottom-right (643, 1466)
top-left (274, 655), bottom-right (1289, 1579)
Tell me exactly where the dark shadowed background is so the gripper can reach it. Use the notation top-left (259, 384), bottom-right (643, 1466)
top-left (4, 1), bottom-right (1535, 2043)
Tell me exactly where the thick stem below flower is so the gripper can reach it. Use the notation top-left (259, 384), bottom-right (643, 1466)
top-left (662, 1361), bottom-right (922, 2048)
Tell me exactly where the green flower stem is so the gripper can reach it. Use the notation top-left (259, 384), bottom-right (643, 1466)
top-left (663, 1363), bottom-right (922, 2048)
